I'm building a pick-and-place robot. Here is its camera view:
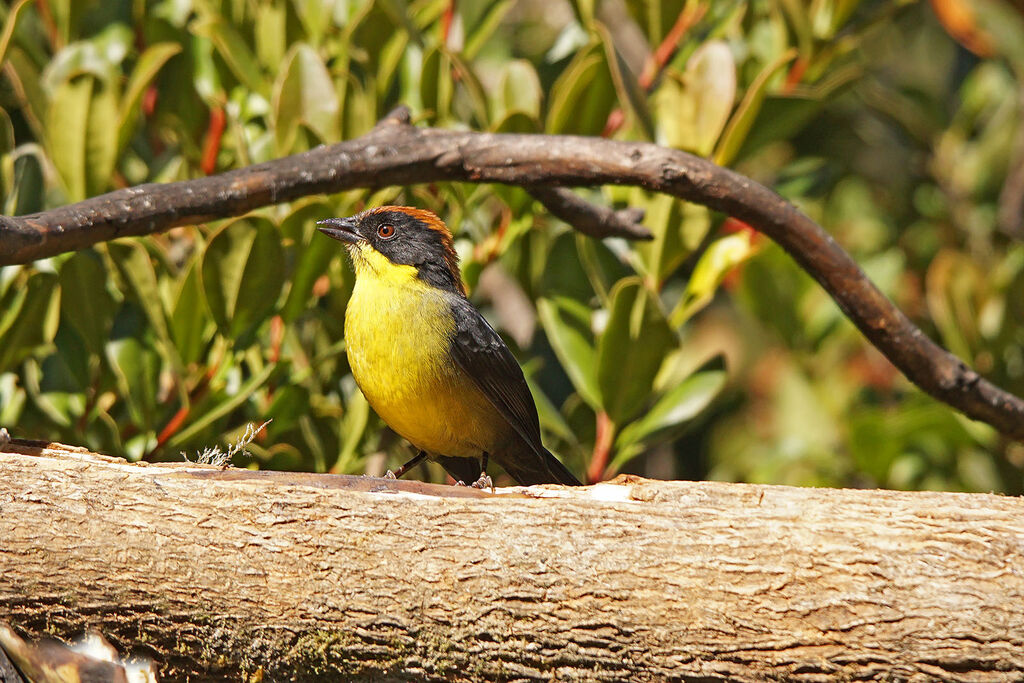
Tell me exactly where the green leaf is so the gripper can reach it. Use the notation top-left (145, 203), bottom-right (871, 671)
top-left (4, 48), bottom-right (46, 142)
top-left (420, 47), bottom-right (452, 120)
top-left (594, 21), bottom-right (655, 139)
top-left (41, 23), bottom-right (130, 90)
top-left (191, 35), bottom-right (222, 103)
top-left (492, 111), bottom-right (539, 134)
top-left (281, 206), bottom-right (338, 323)
top-left (85, 79), bottom-right (118, 197)
top-left (272, 44), bottom-right (340, 154)
top-left (0, 373), bottom-right (26, 424)
top-left (334, 389), bottom-right (370, 473)
top-left (255, 2), bottom-right (287, 69)
top-left (670, 231), bottom-right (756, 327)
top-left (166, 360), bottom-right (278, 449)
top-left (462, 0), bottom-right (516, 60)
top-left (107, 241), bottom-right (174, 353)
top-left (23, 357), bottom-right (74, 428)
top-left (614, 365), bottom-right (727, 463)
top-left (596, 279), bottom-right (674, 425)
top-left (294, 0), bottom-right (333, 45)
top-left (0, 0), bottom-right (32, 68)
top-left (526, 370), bottom-right (576, 444)
top-left (118, 42), bottom-right (181, 156)
top-left (59, 250), bottom-right (116, 354)
top-left (713, 48), bottom-right (796, 166)
top-left (375, 32), bottom-right (407, 99)
top-left (0, 271), bottom-right (60, 374)
top-left (41, 325), bottom-right (91, 392)
top-left (545, 46), bottom-right (617, 136)
top-left (170, 257), bottom-right (211, 366)
top-left (201, 217), bottom-right (286, 347)
top-left (496, 59), bottom-right (542, 120)
top-left (537, 296), bottom-right (601, 410)
top-left (686, 40), bottom-right (736, 156)
top-left (732, 94), bottom-right (824, 161)
top-left (192, 15), bottom-right (267, 96)
top-left (47, 75), bottom-right (92, 201)
top-left (106, 335), bottom-right (161, 430)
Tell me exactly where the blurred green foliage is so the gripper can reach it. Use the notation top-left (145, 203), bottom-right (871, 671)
top-left (0, 0), bottom-right (1021, 491)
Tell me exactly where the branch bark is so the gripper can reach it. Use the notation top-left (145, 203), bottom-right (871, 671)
top-left (1, 106), bottom-right (1022, 440)
top-left (1, 439), bottom-right (1023, 681)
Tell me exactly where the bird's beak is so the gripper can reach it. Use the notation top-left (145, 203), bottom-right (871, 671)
top-left (317, 217), bottom-right (363, 244)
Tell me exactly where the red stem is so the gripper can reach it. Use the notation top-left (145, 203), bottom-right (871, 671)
top-left (603, 3), bottom-right (708, 137)
top-left (200, 106), bottom-right (226, 176)
top-left (587, 411), bottom-right (615, 484)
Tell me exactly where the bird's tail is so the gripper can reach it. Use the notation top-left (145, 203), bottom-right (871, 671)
top-left (499, 447), bottom-right (582, 486)
top-left (542, 447), bottom-right (583, 486)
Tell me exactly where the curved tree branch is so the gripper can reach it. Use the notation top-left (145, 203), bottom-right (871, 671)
top-left (1, 106), bottom-right (1022, 440)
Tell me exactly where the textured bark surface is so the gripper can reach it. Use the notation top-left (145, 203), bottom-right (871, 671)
top-left (1, 440), bottom-right (1023, 682)
top-left (1, 107), bottom-right (1021, 441)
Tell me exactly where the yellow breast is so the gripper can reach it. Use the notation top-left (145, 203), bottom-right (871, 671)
top-left (344, 246), bottom-right (504, 458)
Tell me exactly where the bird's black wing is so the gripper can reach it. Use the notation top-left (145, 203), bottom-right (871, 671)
top-left (448, 296), bottom-right (580, 486)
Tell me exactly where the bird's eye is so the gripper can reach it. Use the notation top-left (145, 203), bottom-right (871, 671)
top-left (377, 224), bottom-right (396, 239)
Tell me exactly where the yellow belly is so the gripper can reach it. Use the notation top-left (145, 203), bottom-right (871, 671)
top-left (344, 259), bottom-right (505, 458)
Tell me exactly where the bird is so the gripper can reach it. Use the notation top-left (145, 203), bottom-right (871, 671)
top-left (317, 206), bottom-right (581, 488)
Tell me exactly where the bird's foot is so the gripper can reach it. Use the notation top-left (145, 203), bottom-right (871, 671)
top-left (470, 472), bottom-right (494, 492)
top-left (453, 474), bottom-right (493, 491)
top-left (384, 470), bottom-right (397, 480)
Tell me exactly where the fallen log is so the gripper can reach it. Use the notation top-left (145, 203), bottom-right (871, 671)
top-left (0, 438), bottom-right (1022, 681)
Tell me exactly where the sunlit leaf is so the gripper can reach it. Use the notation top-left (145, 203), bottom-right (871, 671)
top-left (272, 44), bottom-right (340, 154)
top-left (47, 76), bottom-right (92, 201)
top-left (496, 60), bottom-right (542, 120)
top-left (670, 231), bottom-right (757, 327)
top-left (713, 48), bottom-right (796, 166)
top-left (614, 365), bottom-right (727, 463)
top-left (686, 40), bottom-right (736, 156)
top-left (85, 79), bottom-right (118, 197)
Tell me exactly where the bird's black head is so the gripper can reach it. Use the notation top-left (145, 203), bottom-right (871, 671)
top-left (318, 206), bottom-right (465, 295)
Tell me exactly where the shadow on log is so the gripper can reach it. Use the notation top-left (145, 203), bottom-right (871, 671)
top-left (1, 439), bottom-right (1022, 681)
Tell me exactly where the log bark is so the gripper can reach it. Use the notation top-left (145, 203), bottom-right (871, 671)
top-left (1, 107), bottom-right (1022, 442)
top-left (1, 439), bottom-right (1023, 682)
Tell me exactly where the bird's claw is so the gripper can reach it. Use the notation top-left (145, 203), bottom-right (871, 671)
top-left (454, 473), bottom-right (493, 491)
top-left (384, 470), bottom-right (397, 480)
top-left (470, 473), bottom-right (494, 492)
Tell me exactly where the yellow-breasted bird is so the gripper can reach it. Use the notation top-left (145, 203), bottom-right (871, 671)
top-left (318, 206), bottom-right (581, 487)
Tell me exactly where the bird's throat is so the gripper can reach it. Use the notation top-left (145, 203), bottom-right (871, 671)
top-left (348, 243), bottom-right (420, 284)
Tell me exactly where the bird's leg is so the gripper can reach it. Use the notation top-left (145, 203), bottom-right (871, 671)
top-left (385, 450), bottom-right (427, 479)
top-left (470, 453), bottom-right (494, 492)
